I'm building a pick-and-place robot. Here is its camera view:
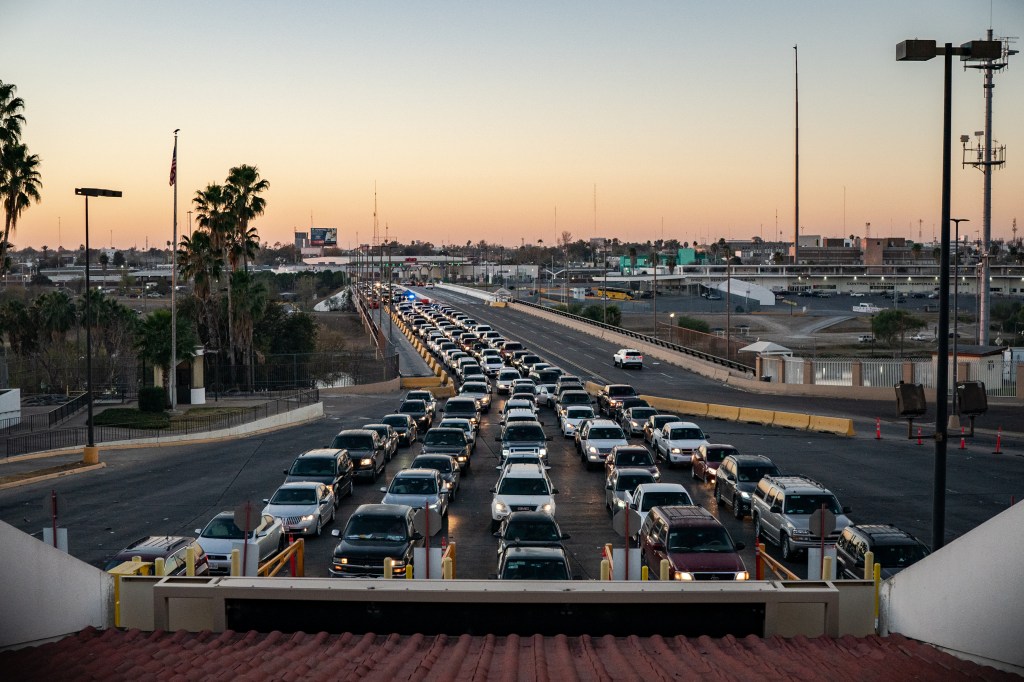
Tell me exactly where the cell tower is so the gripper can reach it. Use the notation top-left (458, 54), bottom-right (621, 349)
top-left (961, 30), bottom-right (1017, 345)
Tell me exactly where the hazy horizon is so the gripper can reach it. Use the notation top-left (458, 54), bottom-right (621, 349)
top-left (4, 1), bottom-right (1022, 252)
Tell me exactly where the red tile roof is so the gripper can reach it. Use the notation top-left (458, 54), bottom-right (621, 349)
top-left (2, 627), bottom-right (1016, 681)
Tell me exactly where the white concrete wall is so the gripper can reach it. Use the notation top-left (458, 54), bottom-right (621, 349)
top-left (881, 502), bottom-right (1024, 674)
top-left (0, 519), bottom-right (112, 648)
top-left (0, 388), bottom-right (21, 425)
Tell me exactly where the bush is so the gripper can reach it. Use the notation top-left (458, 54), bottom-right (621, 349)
top-left (138, 386), bottom-right (168, 413)
top-left (676, 315), bottom-right (710, 333)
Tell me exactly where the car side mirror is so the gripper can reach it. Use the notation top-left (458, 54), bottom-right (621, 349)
top-left (194, 528), bottom-right (202, 535)
top-left (561, 533), bottom-right (571, 540)
top-left (734, 542), bottom-right (745, 551)
top-left (629, 502), bottom-right (638, 510)
top-left (494, 436), bottom-right (501, 442)
top-left (262, 498), bottom-right (269, 503)
top-left (552, 488), bottom-right (559, 494)
top-left (331, 529), bottom-right (341, 537)
top-left (771, 503), bottom-right (782, 513)
top-left (489, 486), bottom-right (497, 493)
top-left (320, 498), bottom-right (330, 505)
top-left (650, 541), bottom-right (665, 552)
top-left (492, 531), bottom-right (501, 538)
top-left (412, 532), bottom-right (424, 541)
top-left (546, 435), bottom-right (553, 441)
top-left (379, 487), bottom-right (387, 493)
top-left (843, 506), bottom-right (852, 514)
top-left (282, 469), bottom-right (288, 475)
top-left (605, 483), bottom-right (613, 490)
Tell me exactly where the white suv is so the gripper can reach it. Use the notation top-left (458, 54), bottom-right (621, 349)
top-left (613, 348), bottom-right (644, 369)
top-left (490, 463), bottom-right (558, 531)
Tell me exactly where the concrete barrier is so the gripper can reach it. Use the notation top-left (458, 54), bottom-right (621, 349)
top-left (772, 411), bottom-right (811, 430)
top-left (585, 381), bottom-right (603, 396)
top-left (640, 395), bottom-right (708, 418)
top-left (808, 415), bottom-right (856, 437)
top-left (401, 377), bottom-right (443, 389)
top-left (706, 403), bottom-right (741, 421)
top-left (738, 407), bottom-right (775, 426)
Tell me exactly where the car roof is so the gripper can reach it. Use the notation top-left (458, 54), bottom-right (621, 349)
top-left (351, 503), bottom-right (414, 517)
top-left (295, 448), bottom-right (344, 458)
top-left (334, 428), bottom-right (375, 436)
top-left (664, 421), bottom-right (701, 430)
top-left (111, 536), bottom-right (193, 559)
top-left (275, 481), bottom-right (323, 490)
top-left (613, 467), bottom-right (657, 478)
top-left (634, 483), bottom-right (689, 493)
top-left (728, 454), bottom-right (777, 465)
top-left (393, 468), bottom-right (438, 478)
top-left (501, 463), bottom-right (549, 478)
top-left (424, 427), bottom-right (464, 434)
top-left (587, 419), bottom-right (621, 428)
top-left (847, 524), bottom-right (924, 545)
top-left (504, 545), bottom-right (567, 559)
top-left (652, 505), bottom-right (719, 525)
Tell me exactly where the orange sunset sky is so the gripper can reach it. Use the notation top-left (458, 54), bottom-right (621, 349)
top-left (3, 1), bottom-right (1023, 252)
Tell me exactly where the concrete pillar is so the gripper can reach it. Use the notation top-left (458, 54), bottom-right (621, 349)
top-left (851, 361), bottom-right (863, 387)
top-left (190, 347), bottom-right (206, 405)
top-left (153, 366), bottom-right (164, 388)
top-left (902, 362), bottom-right (915, 384)
top-left (755, 356), bottom-right (763, 379)
top-left (803, 359), bottom-right (813, 385)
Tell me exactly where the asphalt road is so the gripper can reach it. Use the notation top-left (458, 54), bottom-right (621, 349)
top-left (0, 292), bottom-right (1020, 581)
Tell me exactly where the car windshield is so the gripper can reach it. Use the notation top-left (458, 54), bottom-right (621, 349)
top-left (616, 451), bottom-right (653, 466)
top-left (783, 494), bottom-right (842, 515)
top-left (874, 544), bottom-right (929, 567)
top-left (365, 426), bottom-right (389, 438)
top-left (502, 558), bottom-right (569, 580)
top-left (331, 434), bottom-right (374, 450)
top-left (504, 520), bottom-right (561, 542)
top-left (654, 416), bottom-right (679, 427)
top-left (609, 387), bottom-right (637, 397)
top-left (344, 516), bottom-right (408, 542)
top-left (629, 408), bottom-right (658, 420)
top-left (566, 407), bottom-right (594, 419)
top-left (668, 527), bottom-right (735, 553)
top-left (737, 465), bottom-right (779, 482)
top-left (615, 473), bottom-right (655, 491)
top-left (408, 393), bottom-right (431, 402)
top-left (202, 516), bottom-right (246, 540)
top-left (590, 428), bottom-right (625, 440)
top-left (561, 393), bottom-right (590, 404)
top-left (640, 492), bottom-right (693, 511)
top-left (499, 478), bottom-right (551, 495)
top-left (446, 401), bottom-right (476, 413)
top-left (289, 458), bottom-right (335, 476)
top-left (399, 401), bottom-right (425, 414)
top-left (381, 416), bottom-right (408, 429)
top-left (270, 488), bottom-right (317, 505)
top-left (424, 431), bottom-right (465, 446)
top-left (499, 371), bottom-right (520, 380)
top-left (439, 421), bottom-right (471, 433)
top-left (669, 428), bottom-right (704, 440)
top-left (503, 425), bottom-right (544, 441)
top-left (461, 383), bottom-right (487, 393)
top-left (389, 477), bottom-right (439, 495)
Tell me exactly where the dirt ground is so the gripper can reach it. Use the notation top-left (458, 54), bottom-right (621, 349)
top-left (314, 312), bottom-right (377, 351)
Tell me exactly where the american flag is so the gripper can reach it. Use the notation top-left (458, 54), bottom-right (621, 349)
top-left (169, 143), bottom-right (177, 186)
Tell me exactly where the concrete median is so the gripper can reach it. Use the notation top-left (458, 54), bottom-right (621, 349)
top-left (808, 415), bottom-right (856, 437)
top-left (738, 406), bottom-right (776, 426)
top-left (771, 411), bottom-right (812, 430)
top-left (705, 403), bottom-right (741, 421)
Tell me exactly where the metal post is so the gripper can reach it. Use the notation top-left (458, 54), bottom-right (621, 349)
top-left (84, 195), bottom-right (94, 448)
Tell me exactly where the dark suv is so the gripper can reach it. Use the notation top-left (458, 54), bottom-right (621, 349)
top-left (330, 429), bottom-right (386, 481)
top-left (329, 504), bottom-right (424, 578)
top-left (597, 384), bottom-right (638, 417)
top-left (103, 536), bottom-right (210, 576)
top-left (639, 506), bottom-right (748, 581)
top-left (283, 448), bottom-right (355, 506)
top-left (835, 524), bottom-right (930, 579)
top-left (714, 454), bottom-right (781, 519)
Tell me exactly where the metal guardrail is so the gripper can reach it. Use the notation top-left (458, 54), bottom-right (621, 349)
top-left (2, 389), bottom-right (320, 458)
top-left (511, 299), bottom-right (756, 375)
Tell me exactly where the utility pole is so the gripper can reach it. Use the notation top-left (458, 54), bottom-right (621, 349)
top-left (793, 44), bottom-right (800, 266)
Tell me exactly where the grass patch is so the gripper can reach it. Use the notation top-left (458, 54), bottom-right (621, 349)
top-left (171, 406), bottom-right (249, 422)
top-left (92, 408), bottom-right (170, 429)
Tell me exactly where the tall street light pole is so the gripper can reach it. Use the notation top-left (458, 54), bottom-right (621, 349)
top-left (75, 187), bottom-right (122, 465)
top-left (897, 37), bottom-right (1000, 552)
top-left (951, 218), bottom-right (969, 417)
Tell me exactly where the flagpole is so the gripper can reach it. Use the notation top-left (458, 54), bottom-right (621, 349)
top-left (170, 129), bottom-right (179, 410)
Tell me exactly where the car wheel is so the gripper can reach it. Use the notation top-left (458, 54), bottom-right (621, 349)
top-left (277, 535), bottom-right (286, 553)
top-left (781, 533), bottom-right (793, 561)
top-left (753, 516), bottom-right (763, 541)
top-left (702, 468), bottom-right (709, 484)
top-left (329, 506), bottom-right (336, 524)
top-left (714, 483), bottom-right (723, 504)
top-left (315, 517), bottom-right (323, 537)
top-left (490, 518), bottom-right (499, 533)
top-left (733, 496), bottom-right (744, 519)
top-left (691, 465), bottom-right (699, 480)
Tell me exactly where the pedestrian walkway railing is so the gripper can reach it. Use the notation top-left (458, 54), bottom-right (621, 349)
top-left (2, 389), bottom-right (320, 459)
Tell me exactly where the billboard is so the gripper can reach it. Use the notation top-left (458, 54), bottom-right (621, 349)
top-left (310, 227), bottom-right (338, 246)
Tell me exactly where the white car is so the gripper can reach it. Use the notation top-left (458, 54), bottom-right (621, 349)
top-left (480, 355), bottom-right (505, 376)
top-left (535, 383), bottom-right (558, 408)
top-left (613, 348), bottom-right (644, 369)
top-left (560, 405), bottom-right (595, 438)
top-left (438, 417), bottom-right (476, 450)
top-left (490, 463), bottom-right (558, 531)
top-left (496, 369), bottom-right (522, 395)
top-left (195, 511), bottom-right (285, 574)
top-left (262, 481), bottom-right (336, 537)
top-left (625, 483), bottom-right (695, 532)
top-left (652, 421), bottom-right (709, 466)
top-left (910, 331), bottom-right (933, 341)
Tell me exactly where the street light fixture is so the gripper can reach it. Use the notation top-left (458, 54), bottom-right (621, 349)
top-left (74, 187), bottom-right (122, 465)
top-left (896, 37), bottom-right (999, 552)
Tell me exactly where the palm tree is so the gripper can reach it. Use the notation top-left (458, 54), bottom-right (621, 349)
top-left (177, 229), bottom-right (222, 347)
top-left (0, 80), bottom-right (25, 147)
top-left (0, 142), bottom-right (43, 274)
top-left (35, 290), bottom-right (77, 343)
top-left (224, 164), bottom-right (268, 273)
top-left (228, 271), bottom-right (267, 390)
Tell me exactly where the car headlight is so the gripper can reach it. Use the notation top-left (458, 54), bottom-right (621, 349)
top-left (457, 455), bottom-right (468, 462)
top-left (653, 471), bottom-right (661, 480)
top-left (735, 571), bottom-right (750, 581)
top-left (494, 501), bottom-right (509, 514)
top-left (539, 503), bottom-right (554, 513)
top-left (740, 491), bottom-right (751, 500)
top-left (630, 421), bottom-right (639, 427)
top-left (613, 497), bottom-right (627, 508)
top-left (670, 448), bottom-right (682, 454)
top-left (360, 458), bottom-right (373, 466)
top-left (339, 557), bottom-right (348, 565)
top-left (300, 514), bottom-right (315, 522)
top-left (588, 446), bottom-right (598, 454)
top-left (538, 447), bottom-right (547, 456)
top-left (674, 571), bottom-right (694, 581)
top-left (502, 449), bottom-right (510, 458)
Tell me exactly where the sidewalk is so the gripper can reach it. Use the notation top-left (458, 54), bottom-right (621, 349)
top-left (384, 317), bottom-right (433, 377)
